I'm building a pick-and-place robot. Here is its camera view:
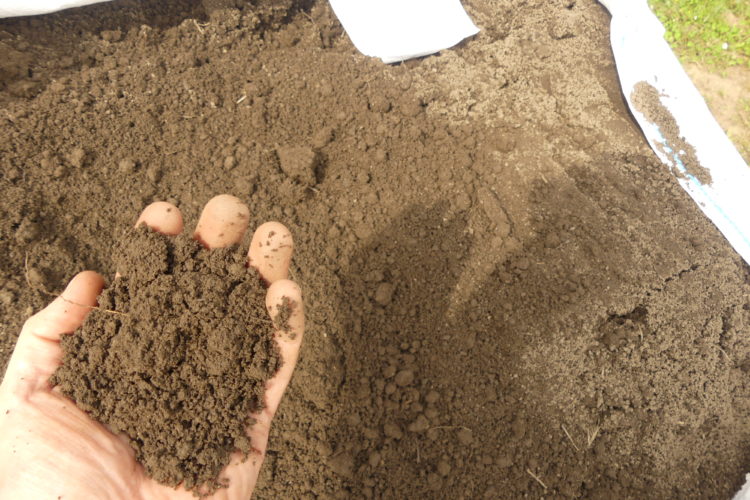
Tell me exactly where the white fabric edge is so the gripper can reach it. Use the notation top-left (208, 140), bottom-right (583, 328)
top-left (0, 0), bottom-right (112, 18)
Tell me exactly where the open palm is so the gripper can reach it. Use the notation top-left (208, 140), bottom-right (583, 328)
top-left (0, 195), bottom-right (304, 499)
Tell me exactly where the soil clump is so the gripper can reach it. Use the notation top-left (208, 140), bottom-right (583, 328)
top-left (51, 226), bottom-right (281, 492)
top-left (2, 0), bottom-right (750, 498)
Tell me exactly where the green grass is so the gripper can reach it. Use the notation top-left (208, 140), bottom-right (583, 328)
top-left (649, 0), bottom-right (750, 68)
top-left (734, 97), bottom-right (750, 157)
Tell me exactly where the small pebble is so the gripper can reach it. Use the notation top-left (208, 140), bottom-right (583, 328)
top-left (369, 95), bottom-right (392, 113)
top-left (399, 74), bottom-right (412, 90)
top-left (495, 134), bottom-right (516, 153)
top-left (367, 270), bottom-right (385, 283)
top-left (407, 414), bottom-right (430, 433)
top-left (382, 365), bottom-right (397, 378)
top-left (67, 147), bottom-right (86, 168)
top-left (327, 452), bottom-right (354, 478)
top-left (483, 486), bottom-right (499, 498)
top-left (356, 171), bottom-right (370, 184)
top-left (373, 148), bottom-right (387, 162)
top-left (496, 455), bottom-right (513, 468)
top-left (27, 268), bottom-right (44, 287)
top-left (15, 219), bottom-right (41, 243)
top-left (100, 29), bottom-right (122, 42)
top-left (48, 80), bottom-right (66, 93)
top-left (368, 451), bottom-right (381, 467)
top-left (346, 413), bottom-right (361, 426)
top-left (383, 422), bottom-right (403, 440)
top-left (374, 282), bottom-right (394, 306)
top-left (146, 165), bottom-right (162, 183)
top-left (277, 145), bottom-right (318, 185)
top-left (312, 127), bottom-right (333, 149)
top-left (400, 100), bottom-right (422, 117)
top-left (53, 165), bottom-right (67, 178)
top-left (0, 290), bottom-right (15, 305)
top-left (394, 370), bottom-right (414, 387)
top-left (544, 232), bottom-right (561, 248)
top-left (437, 460), bottom-right (451, 477)
top-left (315, 440), bottom-right (332, 457)
top-left (457, 428), bottom-right (473, 445)
top-left (40, 157), bottom-right (55, 170)
top-left (118, 159), bottom-right (136, 174)
top-left (425, 390), bottom-right (441, 404)
top-left (403, 387), bottom-right (420, 401)
top-left (514, 257), bottom-right (530, 270)
top-left (227, 262), bottom-right (244, 276)
top-left (454, 192), bottom-right (471, 211)
top-left (223, 156), bottom-right (236, 169)
top-left (5, 167), bottom-right (20, 181)
top-left (318, 79), bottom-right (333, 96)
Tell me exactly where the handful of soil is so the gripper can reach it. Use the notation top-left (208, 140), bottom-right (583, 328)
top-left (51, 226), bottom-right (281, 492)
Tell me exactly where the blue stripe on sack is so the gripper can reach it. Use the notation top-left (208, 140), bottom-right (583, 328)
top-left (655, 132), bottom-right (750, 251)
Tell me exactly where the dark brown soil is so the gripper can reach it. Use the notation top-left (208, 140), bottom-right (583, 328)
top-left (2, 0), bottom-right (750, 498)
top-left (50, 226), bottom-right (281, 492)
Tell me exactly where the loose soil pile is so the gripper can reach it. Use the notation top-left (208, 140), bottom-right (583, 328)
top-left (50, 226), bottom-right (281, 492)
top-left (2, 0), bottom-right (750, 498)
top-left (631, 81), bottom-right (711, 184)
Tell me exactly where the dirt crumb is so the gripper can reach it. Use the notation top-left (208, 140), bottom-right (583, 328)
top-left (277, 145), bottom-right (320, 185)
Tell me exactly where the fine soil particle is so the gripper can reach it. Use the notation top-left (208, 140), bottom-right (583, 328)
top-left (2, 1), bottom-right (750, 499)
top-left (631, 81), bottom-right (712, 185)
top-left (51, 227), bottom-right (281, 493)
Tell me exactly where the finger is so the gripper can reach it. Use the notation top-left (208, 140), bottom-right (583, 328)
top-left (115, 202), bottom-right (184, 279)
top-left (135, 201), bottom-right (184, 235)
top-left (2, 271), bottom-right (104, 394)
top-left (194, 194), bottom-right (250, 249)
top-left (205, 280), bottom-right (304, 497)
top-left (248, 222), bottom-right (294, 284)
top-left (261, 279), bottom-right (304, 417)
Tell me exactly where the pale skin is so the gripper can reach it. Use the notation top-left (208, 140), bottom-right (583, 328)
top-left (0, 194), bottom-right (305, 499)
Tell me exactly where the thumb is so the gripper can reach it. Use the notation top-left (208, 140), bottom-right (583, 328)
top-left (1, 271), bottom-right (104, 395)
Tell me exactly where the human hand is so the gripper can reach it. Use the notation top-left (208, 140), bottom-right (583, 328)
top-left (0, 194), bottom-right (304, 499)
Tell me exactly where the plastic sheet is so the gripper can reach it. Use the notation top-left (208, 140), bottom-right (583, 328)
top-left (0, 0), bottom-right (109, 18)
top-left (327, 0), bottom-right (479, 63)
top-left (601, 0), bottom-right (750, 268)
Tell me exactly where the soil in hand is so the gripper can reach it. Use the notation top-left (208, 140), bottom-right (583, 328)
top-left (51, 226), bottom-right (281, 492)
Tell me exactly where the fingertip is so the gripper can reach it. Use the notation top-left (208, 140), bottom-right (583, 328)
top-left (266, 279), bottom-right (304, 345)
top-left (136, 201), bottom-right (184, 235)
top-left (194, 194), bottom-right (250, 249)
top-left (66, 270), bottom-right (105, 303)
top-left (249, 221), bottom-right (294, 284)
top-left (258, 279), bottom-right (304, 418)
